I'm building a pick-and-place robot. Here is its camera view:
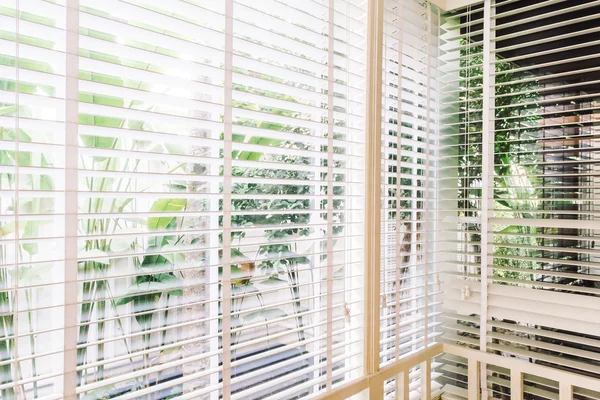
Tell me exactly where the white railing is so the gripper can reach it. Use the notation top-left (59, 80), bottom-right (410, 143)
top-left (316, 343), bottom-right (600, 399)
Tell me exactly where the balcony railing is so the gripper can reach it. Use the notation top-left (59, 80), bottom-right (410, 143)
top-left (317, 343), bottom-right (600, 399)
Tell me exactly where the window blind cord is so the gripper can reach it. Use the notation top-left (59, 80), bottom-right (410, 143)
top-left (13, 1), bottom-right (21, 395)
top-left (461, 4), bottom-right (472, 301)
top-left (343, 2), bottom-right (352, 329)
top-left (326, 0), bottom-right (335, 389)
top-left (435, 8), bottom-right (442, 295)
top-left (382, 12), bottom-right (388, 340)
top-left (222, 1), bottom-right (234, 398)
top-left (394, 3), bottom-right (404, 368)
top-left (424, 0), bottom-right (432, 349)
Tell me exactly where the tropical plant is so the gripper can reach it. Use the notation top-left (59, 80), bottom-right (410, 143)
top-left (457, 40), bottom-right (542, 282)
top-left (0, 44), bottom-right (62, 398)
top-left (0, 6), bottom-right (349, 398)
top-left (221, 86), bottom-right (349, 386)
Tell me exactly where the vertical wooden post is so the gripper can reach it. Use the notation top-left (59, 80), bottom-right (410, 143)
top-left (326, 0), bottom-right (335, 389)
top-left (64, 1), bottom-right (79, 398)
top-left (364, 0), bottom-right (384, 376)
top-left (511, 370), bottom-right (523, 400)
top-left (468, 358), bottom-right (480, 400)
top-left (559, 382), bottom-right (573, 400)
top-left (221, 1), bottom-right (233, 398)
top-left (480, 0), bottom-right (496, 394)
top-left (369, 377), bottom-right (384, 400)
top-left (421, 360), bottom-right (431, 399)
top-left (401, 371), bottom-right (410, 400)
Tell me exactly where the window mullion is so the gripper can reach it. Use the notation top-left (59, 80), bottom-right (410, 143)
top-left (365, 0), bottom-right (384, 378)
top-left (64, 1), bottom-right (79, 398)
top-left (480, 0), bottom-right (495, 396)
top-left (326, 0), bottom-right (335, 390)
top-left (222, 1), bottom-right (234, 399)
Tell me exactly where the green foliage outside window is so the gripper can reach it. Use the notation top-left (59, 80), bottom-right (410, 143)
top-left (457, 40), bottom-right (542, 282)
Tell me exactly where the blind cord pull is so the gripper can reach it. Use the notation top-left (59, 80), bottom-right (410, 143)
top-left (344, 302), bottom-right (352, 323)
top-left (461, 285), bottom-right (472, 301)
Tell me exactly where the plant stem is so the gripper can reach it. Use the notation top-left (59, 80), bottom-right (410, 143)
top-left (77, 277), bottom-right (95, 385)
top-left (25, 290), bottom-right (38, 398)
top-left (154, 294), bottom-right (171, 400)
top-left (0, 314), bottom-right (14, 400)
top-left (143, 330), bottom-right (151, 400)
top-left (97, 280), bottom-right (106, 382)
top-left (287, 263), bottom-right (305, 342)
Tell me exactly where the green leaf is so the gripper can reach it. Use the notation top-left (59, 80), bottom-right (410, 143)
top-left (499, 225), bottom-right (521, 234)
top-left (260, 276), bottom-right (287, 285)
top-left (160, 245), bottom-right (185, 265)
top-left (109, 228), bottom-right (142, 252)
top-left (288, 256), bottom-right (310, 264)
top-left (40, 174), bottom-right (54, 191)
top-left (80, 134), bottom-right (117, 150)
top-left (231, 282), bottom-right (259, 295)
top-left (10, 264), bottom-right (53, 285)
top-left (147, 198), bottom-right (187, 231)
top-left (234, 136), bottom-right (284, 162)
top-left (164, 142), bottom-right (185, 155)
top-left (230, 247), bottom-right (247, 262)
top-left (141, 253), bottom-right (172, 269)
top-left (0, 105), bottom-right (18, 116)
top-left (230, 265), bottom-right (249, 280)
top-left (165, 183), bottom-right (187, 192)
top-left (22, 221), bottom-right (39, 255)
top-left (495, 199), bottom-right (511, 209)
top-left (116, 274), bottom-right (183, 307)
top-left (0, 221), bottom-right (15, 237)
top-left (114, 296), bottom-right (135, 307)
top-left (80, 249), bottom-right (111, 265)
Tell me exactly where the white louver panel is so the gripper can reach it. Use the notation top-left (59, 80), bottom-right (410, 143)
top-left (440, 0), bottom-right (600, 392)
top-left (6, 0), bottom-right (600, 399)
top-left (0, 0), bottom-right (366, 398)
top-left (379, 0), bottom-right (443, 397)
top-left (439, 1), bottom-right (485, 349)
top-left (486, 0), bottom-right (600, 380)
top-left (0, 1), bottom-right (69, 398)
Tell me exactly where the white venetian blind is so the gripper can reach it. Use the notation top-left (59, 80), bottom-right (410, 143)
top-left (438, 2), bottom-right (485, 352)
top-left (486, 0), bottom-right (600, 381)
top-left (0, 0), bottom-right (367, 399)
top-left (379, 0), bottom-right (443, 397)
top-left (0, 0), bottom-right (70, 399)
top-left (440, 0), bottom-right (600, 395)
